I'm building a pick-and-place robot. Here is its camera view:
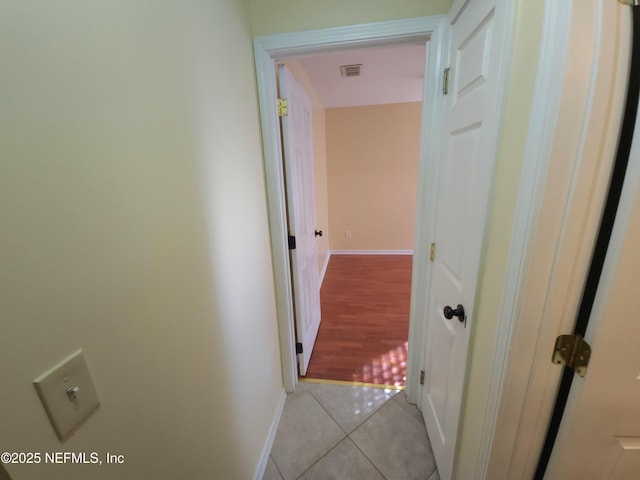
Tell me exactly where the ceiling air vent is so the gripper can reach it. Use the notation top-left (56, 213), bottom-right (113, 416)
top-left (340, 64), bottom-right (362, 77)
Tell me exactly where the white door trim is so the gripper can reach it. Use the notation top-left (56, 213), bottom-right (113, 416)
top-left (253, 15), bottom-right (446, 393)
top-left (481, 0), bottom-right (630, 477)
top-left (473, 0), bottom-right (574, 476)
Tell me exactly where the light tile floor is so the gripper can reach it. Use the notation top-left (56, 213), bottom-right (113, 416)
top-left (264, 382), bottom-right (440, 480)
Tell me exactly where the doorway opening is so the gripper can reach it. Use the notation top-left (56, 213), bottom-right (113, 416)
top-left (278, 44), bottom-right (426, 387)
top-left (276, 42), bottom-right (426, 388)
top-left (253, 17), bottom-right (448, 398)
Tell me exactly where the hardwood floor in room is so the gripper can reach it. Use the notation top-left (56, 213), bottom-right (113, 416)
top-left (305, 254), bottom-right (412, 386)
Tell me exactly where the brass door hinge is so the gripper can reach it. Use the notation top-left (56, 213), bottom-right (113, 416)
top-left (552, 334), bottom-right (591, 377)
top-left (277, 98), bottom-right (288, 116)
top-left (429, 243), bottom-right (436, 262)
top-left (420, 369), bottom-right (425, 385)
top-left (442, 68), bottom-right (451, 95)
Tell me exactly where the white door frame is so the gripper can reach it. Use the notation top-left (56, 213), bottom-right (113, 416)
top-left (479, 0), bottom-right (630, 478)
top-left (473, 1), bottom-right (575, 476)
top-left (253, 16), bottom-right (448, 394)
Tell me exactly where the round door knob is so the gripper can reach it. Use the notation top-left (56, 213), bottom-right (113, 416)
top-left (315, 230), bottom-right (323, 237)
top-left (443, 304), bottom-right (466, 323)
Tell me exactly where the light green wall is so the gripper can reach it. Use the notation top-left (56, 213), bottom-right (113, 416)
top-left (0, 1), bottom-right (281, 479)
top-left (250, 0), bottom-right (452, 36)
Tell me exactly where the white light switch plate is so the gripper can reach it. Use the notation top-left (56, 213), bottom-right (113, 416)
top-left (33, 349), bottom-right (100, 440)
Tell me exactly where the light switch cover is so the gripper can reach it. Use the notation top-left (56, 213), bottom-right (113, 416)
top-left (33, 349), bottom-right (100, 440)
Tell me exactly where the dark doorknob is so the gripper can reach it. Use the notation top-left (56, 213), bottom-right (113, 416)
top-left (443, 304), bottom-right (466, 323)
top-left (315, 230), bottom-right (323, 237)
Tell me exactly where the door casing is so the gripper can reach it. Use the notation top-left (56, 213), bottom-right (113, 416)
top-left (483, 0), bottom-right (630, 478)
top-left (253, 15), bottom-right (448, 395)
top-left (253, 9), bottom-right (528, 476)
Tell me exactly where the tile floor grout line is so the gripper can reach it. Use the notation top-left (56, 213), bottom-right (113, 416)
top-left (298, 390), bottom-right (349, 476)
top-left (305, 383), bottom-right (395, 437)
top-left (346, 426), bottom-right (389, 480)
top-left (270, 383), bottom-right (435, 480)
top-left (300, 384), bottom-right (396, 478)
top-left (268, 455), bottom-right (286, 480)
top-left (303, 388), bottom-right (352, 437)
top-left (350, 396), bottom-right (394, 432)
top-left (427, 465), bottom-right (438, 480)
top-left (348, 399), bottom-right (435, 480)
top-left (293, 436), bottom-right (349, 480)
top-left (270, 390), bottom-right (344, 480)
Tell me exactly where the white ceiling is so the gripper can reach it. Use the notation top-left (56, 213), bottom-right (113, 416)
top-left (298, 43), bottom-right (426, 108)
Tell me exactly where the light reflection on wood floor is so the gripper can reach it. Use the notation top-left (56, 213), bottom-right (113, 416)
top-left (305, 255), bottom-right (412, 386)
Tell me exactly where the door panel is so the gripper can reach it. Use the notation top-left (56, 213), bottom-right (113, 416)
top-left (425, 268), bottom-right (459, 441)
top-left (279, 65), bottom-right (321, 376)
top-left (608, 438), bottom-right (640, 478)
top-left (420, 0), bottom-right (505, 478)
top-left (546, 130), bottom-right (640, 477)
top-left (455, 13), bottom-right (493, 102)
top-left (438, 129), bottom-right (478, 280)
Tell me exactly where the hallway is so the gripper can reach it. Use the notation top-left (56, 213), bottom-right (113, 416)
top-left (264, 381), bottom-right (438, 480)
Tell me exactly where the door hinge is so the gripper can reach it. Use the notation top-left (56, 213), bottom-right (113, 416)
top-left (277, 98), bottom-right (288, 116)
top-left (420, 369), bottom-right (425, 385)
top-left (295, 342), bottom-right (303, 354)
top-left (429, 243), bottom-right (436, 262)
top-left (442, 68), bottom-right (451, 95)
top-left (288, 235), bottom-right (296, 250)
top-left (618, 0), bottom-right (639, 6)
top-left (552, 334), bottom-right (591, 377)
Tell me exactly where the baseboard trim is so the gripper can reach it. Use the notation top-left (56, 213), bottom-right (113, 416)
top-left (318, 251), bottom-right (331, 287)
top-left (253, 389), bottom-right (287, 480)
top-left (331, 250), bottom-right (414, 255)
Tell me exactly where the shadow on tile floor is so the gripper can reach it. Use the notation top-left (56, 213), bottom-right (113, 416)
top-left (264, 382), bottom-right (439, 480)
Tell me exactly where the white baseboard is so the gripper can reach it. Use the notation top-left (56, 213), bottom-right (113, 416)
top-left (318, 251), bottom-right (331, 287)
top-left (253, 389), bottom-right (286, 480)
top-left (330, 250), bottom-right (414, 255)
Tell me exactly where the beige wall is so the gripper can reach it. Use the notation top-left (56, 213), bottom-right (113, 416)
top-left (326, 103), bottom-right (422, 251)
top-left (250, 0), bottom-right (451, 36)
top-left (281, 61), bottom-right (331, 275)
top-left (0, 1), bottom-right (282, 479)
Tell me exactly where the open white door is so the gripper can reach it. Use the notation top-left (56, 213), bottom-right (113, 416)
top-left (420, 0), bottom-right (508, 478)
top-left (278, 65), bottom-right (321, 376)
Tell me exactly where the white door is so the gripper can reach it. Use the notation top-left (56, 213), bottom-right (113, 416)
top-left (278, 65), bottom-right (321, 376)
top-left (420, 0), bottom-right (507, 478)
top-left (545, 101), bottom-right (640, 478)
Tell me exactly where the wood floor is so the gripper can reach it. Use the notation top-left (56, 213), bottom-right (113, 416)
top-left (305, 254), bottom-right (412, 386)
